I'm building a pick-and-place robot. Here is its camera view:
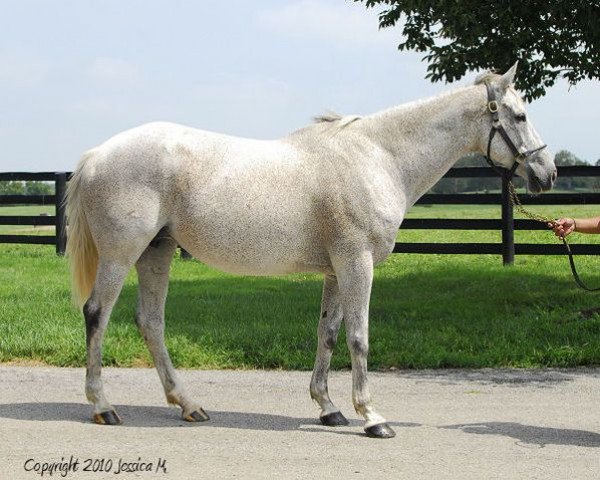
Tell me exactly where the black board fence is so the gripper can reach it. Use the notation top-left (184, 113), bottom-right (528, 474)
top-left (0, 172), bottom-right (67, 255)
top-left (2, 167), bottom-right (600, 264)
top-left (397, 166), bottom-right (600, 264)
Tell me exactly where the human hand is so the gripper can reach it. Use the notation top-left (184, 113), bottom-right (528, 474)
top-left (548, 218), bottom-right (576, 238)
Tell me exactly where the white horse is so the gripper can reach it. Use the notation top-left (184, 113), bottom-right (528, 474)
top-left (66, 63), bottom-right (556, 438)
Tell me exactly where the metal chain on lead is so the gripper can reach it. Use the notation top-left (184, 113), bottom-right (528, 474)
top-left (507, 180), bottom-right (555, 225)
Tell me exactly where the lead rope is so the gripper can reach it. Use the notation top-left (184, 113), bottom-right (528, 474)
top-left (507, 179), bottom-right (600, 292)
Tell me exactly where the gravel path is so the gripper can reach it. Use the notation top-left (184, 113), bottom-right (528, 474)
top-left (1, 366), bottom-right (599, 479)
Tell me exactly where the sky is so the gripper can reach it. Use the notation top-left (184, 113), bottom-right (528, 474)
top-left (1, 0), bottom-right (598, 172)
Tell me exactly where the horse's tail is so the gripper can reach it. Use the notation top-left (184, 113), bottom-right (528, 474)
top-left (66, 152), bottom-right (98, 309)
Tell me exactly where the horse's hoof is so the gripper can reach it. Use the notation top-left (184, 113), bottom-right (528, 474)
top-left (93, 410), bottom-right (122, 426)
top-left (184, 408), bottom-right (210, 422)
top-left (365, 423), bottom-right (396, 439)
top-left (320, 411), bottom-right (349, 426)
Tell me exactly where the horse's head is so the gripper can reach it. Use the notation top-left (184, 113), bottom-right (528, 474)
top-left (477, 63), bottom-right (556, 193)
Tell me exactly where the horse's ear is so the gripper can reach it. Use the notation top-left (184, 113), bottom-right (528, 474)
top-left (497, 61), bottom-right (518, 91)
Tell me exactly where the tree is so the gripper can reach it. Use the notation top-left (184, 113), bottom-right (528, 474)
top-left (554, 149), bottom-right (587, 167)
top-left (0, 181), bottom-right (25, 194)
top-left (0, 181), bottom-right (54, 195)
top-left (24, 181), bottom-right (54, 195)
top-left (553, 149), bottom-right (591, 191)
top-left (354, 1), bottom-right (599, 100)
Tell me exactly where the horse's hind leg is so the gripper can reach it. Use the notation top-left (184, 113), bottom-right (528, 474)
top-left (135, 236), bottom-right (209, 422)
top-left (310, 274), bottom-right (348, 426)
top-left (84, 260), bottom-right (134, 425)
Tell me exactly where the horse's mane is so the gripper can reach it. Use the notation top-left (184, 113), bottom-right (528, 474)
top-left (286, 111), bottom-right (362, 139)
top-left (312, 111), bottom-right (361, 129)
top-left (313, 112), bottom-right (340, 123)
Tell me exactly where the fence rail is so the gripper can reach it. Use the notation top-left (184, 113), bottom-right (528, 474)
top-left (394, 166), bottom-right (600, 263)
top-left (2, 167), bottom-right (600, 263)
top-left (0, 172), bottom-right (68, 254)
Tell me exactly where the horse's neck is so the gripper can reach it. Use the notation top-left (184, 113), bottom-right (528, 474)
top-left (361, 86), bottom-right (485, 205)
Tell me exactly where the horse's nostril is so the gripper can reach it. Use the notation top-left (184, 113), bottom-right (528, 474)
top-left (551, 169), bottom-right (557, 183)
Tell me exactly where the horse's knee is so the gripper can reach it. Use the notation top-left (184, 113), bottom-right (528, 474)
top-left (319, 315), bottom-right (342, 351)
top-left (347, 334), bottom-right (368, 357)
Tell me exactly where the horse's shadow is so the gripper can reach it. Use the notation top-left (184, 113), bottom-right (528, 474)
top-left (0, 402), bottom-right (418, 436)
top-left (441, 422), bottom-right (600, 448)
top-left (1, 403), bottom-right (598, 445)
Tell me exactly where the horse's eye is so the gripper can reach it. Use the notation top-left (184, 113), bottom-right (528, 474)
top-left (515, 113), bottom-right (527, 122)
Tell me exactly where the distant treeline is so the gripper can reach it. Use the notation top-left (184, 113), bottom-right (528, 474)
top-left (430, 150), bottom-right (600, 194)
top-left (0, 181), bottom-right (54, 195)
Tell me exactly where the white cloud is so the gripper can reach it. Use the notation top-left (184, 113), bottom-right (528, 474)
top-left (255, 0), bottom-right (396, 49)
top-left (87, 57), bottom-right (142, 88)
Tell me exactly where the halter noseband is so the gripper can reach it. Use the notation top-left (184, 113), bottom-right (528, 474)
top-left (484, 81), bottom-right (547, 178)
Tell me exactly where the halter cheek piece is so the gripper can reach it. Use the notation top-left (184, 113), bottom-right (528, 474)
top-left (483, 81), bottom-right (547, 178)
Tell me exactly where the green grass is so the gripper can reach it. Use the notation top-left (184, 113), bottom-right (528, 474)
top-left (2, 224), bottom-right (600, 369)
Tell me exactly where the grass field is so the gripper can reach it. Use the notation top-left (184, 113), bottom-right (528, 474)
top-left (0, 205), bottom-right (56, 234)
top-left (2, 203), bottom-right (600, 370)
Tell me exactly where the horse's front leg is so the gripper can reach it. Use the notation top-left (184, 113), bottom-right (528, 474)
top-left (336, 251), bottom-right (395, 438)
top-left (310, 274), bottom-right (348, 426)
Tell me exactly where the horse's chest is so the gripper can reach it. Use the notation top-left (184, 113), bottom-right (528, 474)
top-left (327, 201), bottom-right (401, 264)
top-left (369, 216), bottom-right (400, 262)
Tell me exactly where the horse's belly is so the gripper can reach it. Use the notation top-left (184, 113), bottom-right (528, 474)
top-left (177, 241), bottom-right (332, 276)
top-left (185, 252), bottom-right (330, 276)
top-left (171, 214), bottom-right (331, 276)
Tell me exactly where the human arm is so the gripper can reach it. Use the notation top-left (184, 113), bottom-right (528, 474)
top-left (549, 216), bottom-right (600, 238)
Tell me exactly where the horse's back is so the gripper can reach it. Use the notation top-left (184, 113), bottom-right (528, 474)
top-left (76, 122), bottom-right (333, 274)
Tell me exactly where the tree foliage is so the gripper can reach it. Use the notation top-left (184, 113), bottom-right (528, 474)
top-left (24, 181), bottom-right (53, 195)
top-left (552, 150), bottom-right (597, 191)
top-left (0, 181), bottom-right (54, 195)
top-left (0, 181), bottom-right (25, 195)
top-left (355, 0), bottom-right (599, 100)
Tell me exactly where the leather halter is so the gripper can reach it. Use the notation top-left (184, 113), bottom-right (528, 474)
top-left (483, 81), bottom-right (547, 178)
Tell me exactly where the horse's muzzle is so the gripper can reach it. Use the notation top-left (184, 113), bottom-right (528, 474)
top-left (526, 163), bottom-right (557, 194)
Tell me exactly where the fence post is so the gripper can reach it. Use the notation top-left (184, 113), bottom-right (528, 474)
top-left (501, 175), bottom-right (514, 265)
top-left (55, 172), bottom-right (67, 256)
